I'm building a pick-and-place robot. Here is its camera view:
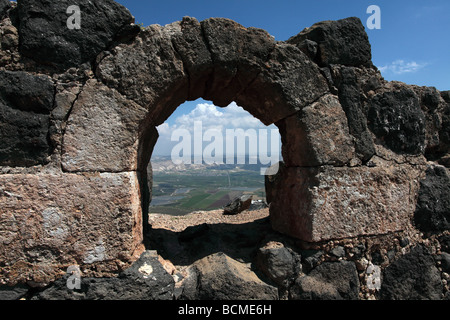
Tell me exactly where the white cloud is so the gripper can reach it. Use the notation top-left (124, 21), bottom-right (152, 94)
top-left (171, 102), bottom-right (267, 132)
top-left (378, 59), bottom-right (428, 75)
top-left (153, 102), bottom-right (281, 157)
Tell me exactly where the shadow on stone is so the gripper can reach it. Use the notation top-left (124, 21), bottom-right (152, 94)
top-left (145, 217), bottom-right (273, 267)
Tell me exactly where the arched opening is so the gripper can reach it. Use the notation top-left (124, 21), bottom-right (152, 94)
top-left (142, 98), bottom-right (283, 266)
top-left (91, 16), bottom-right (339, 246)
top-left (60, 16), bottom-right (357, 267)
top-left (147, 98), bottom-right (281, 218)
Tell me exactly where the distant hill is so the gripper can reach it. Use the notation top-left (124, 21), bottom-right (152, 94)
top-left (150, 155), bottom-right (275, 173)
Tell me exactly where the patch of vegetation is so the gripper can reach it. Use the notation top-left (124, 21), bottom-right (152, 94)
top-left (150, 169), bottom-right (266, 215)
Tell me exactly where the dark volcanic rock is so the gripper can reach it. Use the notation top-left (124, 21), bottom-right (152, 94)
top-left (223, 195), bottom-right (253, 215)
top-left (442, 91), bottom-right (450, 103)
top-left (32, 251), bottom-right (174, 300)
top-left (236, 42), bottom-right (329, 125)
top-left (413, 86), bottom-right (448, 156)
top-left (0, 70), bottom-right (55, 166)
top-left (255, 241), bottom-right (300, 287)
top-left (201, 17), bottom-right (276, 107)
top-left (288, 17), bottom-right (372, 67)
top-left (440, 98), bottom-right (450, 156)
top-left (380, 245), bottom-right (442, 300)
top-left (336, 67), bottom-right (375, 162)
top-left (249, 200), bottom-right (268, 211)
top-left (0, 285), bottom-right (29, 300)
top-left (301, 250), bottom-right (324, 272)
top-left (441, 252), bottom-right (450, 273)
top-left (421, 87), bottom-right (442, 112)
top-left (439, 234), bottom-right (450, 253)
top-left (0, 0), bottom-right (10, 19)
top-left (368, 87), bottom-right (426, 155)
top-left (16, 0), bottom-right (136, 70)
top-left (170, 17), bottom-right (214, 101)
top-left (290, 261), bottom-right (360, 300)
top-left (0, 101), bottom-right (51, 166)
top-left (414, 165), bottom-right (450, 232)
top-left (296, 39), bottom-right (318, 60)
top-left (0, 70), bottom-right (55, 114)
top-left (97, 250), bottom-right (174, 300)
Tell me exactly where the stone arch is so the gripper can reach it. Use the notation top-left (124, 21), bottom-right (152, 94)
top-left (90, 17), bottom-right (332, 171)
top-left (61, 17), bottom-right (359, 241)
top-left (60, 16), bottom-right (422, 245)
top-left (3, 5), bottom-right (443, 286)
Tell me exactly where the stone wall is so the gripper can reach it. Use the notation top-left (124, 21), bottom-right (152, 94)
top-left (0, 0), bottom-right (449, 299)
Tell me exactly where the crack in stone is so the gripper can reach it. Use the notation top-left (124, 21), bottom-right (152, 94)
top-left (169, 35), bottom-right (191, 103)
top-left (59, 83), bottom-right (85, 173)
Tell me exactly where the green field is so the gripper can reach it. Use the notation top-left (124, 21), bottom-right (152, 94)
top-left (150, 169), bottom-right (266, 215)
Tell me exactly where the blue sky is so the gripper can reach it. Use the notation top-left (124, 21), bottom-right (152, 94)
top-left (114, 0), bottom-right (450, 156)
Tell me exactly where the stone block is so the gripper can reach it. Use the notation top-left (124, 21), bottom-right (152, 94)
top-left (16, 0), bottom-right (136, 70)
top-left (288, 17), bottom-right (372, 67)
top-left (277, 94), bottom-right (355, 167)
top-left (0, 171), bottom-right (144, 286)
top-left (61, 80), bottom-right (148, 172)
top-left (0, 70), bottom-right (55, 167)
top-left (267, 163), bottom-right (422, 242)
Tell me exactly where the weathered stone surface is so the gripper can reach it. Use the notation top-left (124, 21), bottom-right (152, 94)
top-left (32, 251), bottom-right (174, 300)
top-left (97, 17), bottom-right (327, 126)
top-left (223, 195), bottom-right (252, 215)
top-left (442, 91), bottom-right (450, 103)
top-left (0, 172), bottom-right (144, 286)
top-left (439, 234), bottom-right (450, 253)
top-left (51, 85), bottom-right (80, 122)
top-left (0, 70), bottom-right (55, 114)
top-left (170, 17), bottom-right (213, 101)
top-left (48, 84), bottom-right (83, 152)
top-left (16, 0), bottom-right (137, 70)
top-left (290, 261), bottom-right (360, 300)
top-left (0, 284), bottom-right (29, 300)
top-left (441, 252), bottom-right (450, 273)
top-left (0, 101), bottom-right (51, 167)
top-left (61, 80), bottom-right (148, 172)
top-left (0, 70), bottom-right (55, 167)
top-left (96, 23), bottom-right (188, 126)
top-left (255, 241), bottom-right (300, 287)
top-left (296, 39), bottom-right (318, 60)
top-left (190, 252), bottom-right (278, 300)
top-left (235, 42), bottom-right (329, 125)
top-left (0, 23), bottom-right (18, 51)
top-left (288, 17), bottom-right (372, 67)
top-left (201, 18), bottom-right (276, 107)
top-left (414, 165), bottom-right (450, 232)
top-left (365, 263), bottom-right (381, 291)
top-left (414, 86), bottom-right (446, 153)
top-left (277, 94), bottom-right (355, 167)
top-left (301, 250), bottom-right (324, 272)
top-left (175, 264), bottom-right (199, 300)
top-left (0, 0), bottom-right (10, 19)
top-left (267, 162), bottom-right (422, 242)
top-left (3, 4), bottom-right (449, 295)
top-left (335, 66), bottom-right (375, 161)
top-left (367, 87), bottom-right (426, 155)
top-left (437, 92), bottom-right (450, 165)
top-left (380, 245), bottom-right (442, 300)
